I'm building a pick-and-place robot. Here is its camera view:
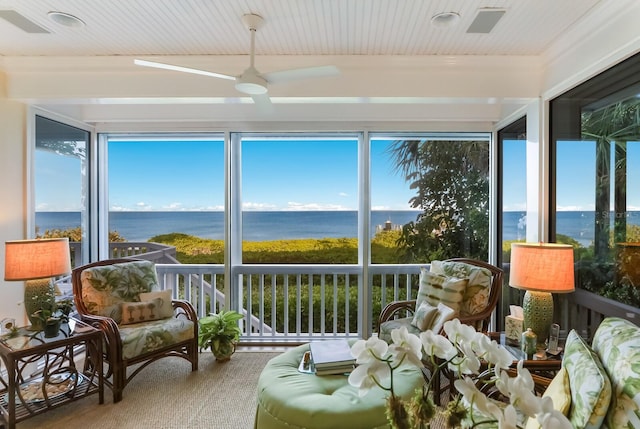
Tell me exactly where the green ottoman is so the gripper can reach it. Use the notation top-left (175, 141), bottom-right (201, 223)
top-left (254, 343), bottom-right (425, 429)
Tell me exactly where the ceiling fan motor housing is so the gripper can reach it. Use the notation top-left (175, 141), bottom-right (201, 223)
top-left (235, 67), bottom-right (268, 94)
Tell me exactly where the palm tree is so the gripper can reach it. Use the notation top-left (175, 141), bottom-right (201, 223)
top-left (582, 99), bottom-right (640, 260)
top-left (387, 139), bottom-right (490, 262)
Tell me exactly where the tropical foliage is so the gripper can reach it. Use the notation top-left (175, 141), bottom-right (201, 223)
top-left (387, 139), bottom-right (490, 263)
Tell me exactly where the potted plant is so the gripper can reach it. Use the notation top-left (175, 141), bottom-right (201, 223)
top-left (198, 310), bottom-right (243, 361)
top-left (31, 308), bottom-right (62, 338)
top-left (31, 298), bottom-right (73, 337)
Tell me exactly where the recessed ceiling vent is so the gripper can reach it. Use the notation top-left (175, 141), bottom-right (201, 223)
top-left (466, 8), bottom-right (506, 34)
top-left (0, 10), bottom-right (49, 33)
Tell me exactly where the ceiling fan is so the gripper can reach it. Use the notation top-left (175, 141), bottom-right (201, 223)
top-left (134, 13), bottom-right (340, 109)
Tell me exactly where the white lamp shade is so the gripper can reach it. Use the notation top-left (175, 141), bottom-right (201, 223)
top-left (509, 242), bottom-right (575, 293)
top-left (4, 238), bottom-right (72, 281)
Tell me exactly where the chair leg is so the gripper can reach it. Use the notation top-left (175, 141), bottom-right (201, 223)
top-left (190, 343), bottom-right (198, 371)
top-left (112, 364), bottom-right (125, 403)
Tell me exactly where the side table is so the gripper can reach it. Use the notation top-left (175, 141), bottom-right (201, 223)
top-left (431, 331), bottom-right (562, 405)
top-left (0, 318), bottom-right (103, 429)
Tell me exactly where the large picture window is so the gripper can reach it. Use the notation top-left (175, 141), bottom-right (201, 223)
top-left (106, 135), bottom-right (225, 263)
top-left (34, 115), bottom-right (90, 267)
top-left (551, 52), bottom-right (640, 307)
top-left (239, 135), bottom-right (359, 264)
top-left (372, 134), bottom-right (492, 263)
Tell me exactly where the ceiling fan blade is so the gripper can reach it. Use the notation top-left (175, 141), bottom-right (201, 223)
top-left (134, 59), bottom-right (236, 81)
top-left (251, 93), bottom-right (274, 113)
top-left (262, 65), bottom-right (340, 84)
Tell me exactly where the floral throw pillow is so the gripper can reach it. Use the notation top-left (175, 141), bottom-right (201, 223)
top-left (591, 317), bottom-right (640, 428)
top-left (562, 329), bottom-right (611, 429)
top-left (430, 260), bottom-right (492, 317)
top-left (416, 268), bottom-right (467, 315)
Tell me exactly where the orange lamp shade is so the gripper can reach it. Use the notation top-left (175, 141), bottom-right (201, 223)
top-left (509, 242), bottom-right (575, 293)
top-left (4, 238), bottom-right (72, 281)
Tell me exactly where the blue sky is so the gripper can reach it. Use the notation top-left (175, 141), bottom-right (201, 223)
top-left (35, 137), bottom-right (640, 212)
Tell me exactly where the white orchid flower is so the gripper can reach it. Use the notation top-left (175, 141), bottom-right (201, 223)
top-left (351, 335), bottom-right (388, 364)
top-left (481, 337), bottom-right (513, 370)
top-left (513, 360), bottom-right (535, 392)
top-left (443, 318), bottom-right (477, 346)
top-left (496, 404), bottom-right (519, 429)
top-left (494, 367), bottom-right (512, 398)
top-left (348, 360), bottom-right (391, 397)
top-left (450, 341), bottom-right (481, 375)
top-left (389, 325), bottom-right (423, 368)
top-left (454, 376), bottom-right (494, 417)
top-left (535, 396), bottom-right (573, 429)
top-left (420, 329), bottom-right (456, 361)
top-left (508, 376), bottom-right (541, 417)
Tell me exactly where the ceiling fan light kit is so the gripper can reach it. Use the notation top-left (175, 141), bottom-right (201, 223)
top-left (235, 68), bottom-right (268, 95)
top-left (133, 12), bottom-right (340, 108)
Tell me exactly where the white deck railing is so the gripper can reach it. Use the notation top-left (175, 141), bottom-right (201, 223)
top-left (154, 263), bottom-right (423, 343)
top-left (72, 243), bottom-right (640, 344)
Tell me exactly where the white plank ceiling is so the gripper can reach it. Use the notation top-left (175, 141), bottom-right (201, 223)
top-left (0, 0), bottom-right (603, 57)
top-left (0, 0), bottom-right (635, 125)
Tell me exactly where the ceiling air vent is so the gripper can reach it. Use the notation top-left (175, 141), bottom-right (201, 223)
top-left (0, 10), bottom-right (49, 33)
top-left (466, 8), bottom-right (505, 34)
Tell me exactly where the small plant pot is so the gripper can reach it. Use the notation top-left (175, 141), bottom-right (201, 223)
top-left (212, 340), bottom-right (237, 362)
top-left (43, 319), bottom-right (62, 338)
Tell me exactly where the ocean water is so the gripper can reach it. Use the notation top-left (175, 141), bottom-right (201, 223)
top-left (35, 211), bottom-right (420, 242)
top-left (35, 210), bottom-right (640, 245)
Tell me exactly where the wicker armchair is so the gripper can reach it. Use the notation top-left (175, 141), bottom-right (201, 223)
top-left (378, 258), bottom-right (503, 334)
top-left (377, 258), bottom-right (503, 405)
top-left (72, 258), bottom-right (198, 402)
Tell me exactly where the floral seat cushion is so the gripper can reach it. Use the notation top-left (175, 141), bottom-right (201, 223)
top-left (80, 260), bottom-right (161, 324)
top-left (378, 317), bottom-right (421, 343)
top-left (119, 317), bottom-right (195, 360)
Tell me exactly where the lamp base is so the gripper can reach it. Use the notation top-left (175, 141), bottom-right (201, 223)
top-left (522, 290), bottom-right (553, 348)
top-left (24, 278), bottom-right (56, 331)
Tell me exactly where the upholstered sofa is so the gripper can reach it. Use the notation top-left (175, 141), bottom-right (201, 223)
top-left (468, 316), bottom-right (640, 428)
top-left (557, 316), bottom-right (640, 428)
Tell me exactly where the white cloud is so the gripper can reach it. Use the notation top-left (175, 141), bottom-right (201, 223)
top-left (557, 204), bottom-right (594, 211)
top-left (284, 201), bottom-right (352, 211)
top-left (338, 192), bottom-right (349, 197)
top-left (110, 205), bottom-right (132, 212)
top-left (503, 202), bottom-right (527, 211)
top-left (243, 201), bottom-right (277, 211)
top-left (163, 202), bottom-right (183, 210)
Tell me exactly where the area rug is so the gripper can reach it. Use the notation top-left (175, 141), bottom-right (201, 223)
top-left (18, 351), bottom-right (280, 429)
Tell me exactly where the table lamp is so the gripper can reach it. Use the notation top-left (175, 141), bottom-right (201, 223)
top-left (508, 242), bottom-right (575, 347)
top-left (4, 238), bottom-right (72, 330)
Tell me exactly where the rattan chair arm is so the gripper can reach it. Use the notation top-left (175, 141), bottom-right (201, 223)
top-left (378, 299), bottom-right (416, 326)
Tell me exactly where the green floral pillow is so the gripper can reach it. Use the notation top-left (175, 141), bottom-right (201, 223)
top-left (592, 317), bottom-right (640, 428)
top-left (416, 268), bottom-right (467, 315)
top-left (430, 260), bottom-right (492, 317)
top-left (563, 329), bottom-right (612, 429)
top-left (80, 260), bottom-right (159, 324)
